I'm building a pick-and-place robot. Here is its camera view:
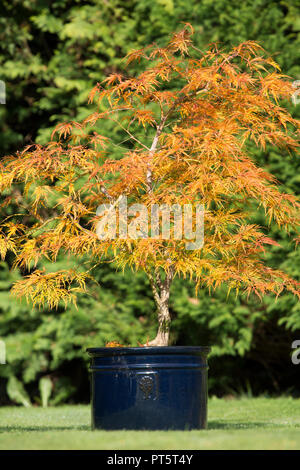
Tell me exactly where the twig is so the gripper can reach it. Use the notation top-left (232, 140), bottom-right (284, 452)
top-left (110, 117), bottom-right (150, 151)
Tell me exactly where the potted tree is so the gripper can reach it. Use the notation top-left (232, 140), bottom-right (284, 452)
top-left (0, 25), bottom-right (299, 430)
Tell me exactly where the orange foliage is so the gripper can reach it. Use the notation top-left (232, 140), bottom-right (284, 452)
top-left (0, 25), bottom-right (299, 311)
top-left (105, 341), bottom-right (125, 348)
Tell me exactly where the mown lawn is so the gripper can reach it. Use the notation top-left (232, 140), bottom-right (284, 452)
top-left (0, 397), bottom-right (299, 450)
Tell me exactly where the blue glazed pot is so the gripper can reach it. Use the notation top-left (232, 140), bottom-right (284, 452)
top-left (86, 346), bottom-right (211, 430)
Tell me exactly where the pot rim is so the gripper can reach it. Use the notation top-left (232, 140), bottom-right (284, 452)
top-left (86, 345), bottom-right (211, 356)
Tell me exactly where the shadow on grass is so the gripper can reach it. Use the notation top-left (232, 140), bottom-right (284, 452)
top-left (1, 423), bottom-right (299, 433)
top-left (208, 421), bottom-right (300, 430)
top-left (0, 425), bottom-right (90, 433)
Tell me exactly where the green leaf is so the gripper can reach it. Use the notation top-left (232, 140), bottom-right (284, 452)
top-left (39, 376), bottom-right (52, 407)
top-left (7, 376), bottom-right (32, 407)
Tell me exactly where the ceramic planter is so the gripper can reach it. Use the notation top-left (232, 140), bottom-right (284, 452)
top-left (86, 346), bottom-right (210, 430)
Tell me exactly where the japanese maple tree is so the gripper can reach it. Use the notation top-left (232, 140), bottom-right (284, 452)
top-left (0, 25), bottom-right (299, 346)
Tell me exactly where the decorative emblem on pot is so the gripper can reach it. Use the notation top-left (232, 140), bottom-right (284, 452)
top-left (138, 375), bottom-right (154, 399)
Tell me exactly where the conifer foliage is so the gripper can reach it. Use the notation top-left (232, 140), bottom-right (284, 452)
top-left (0, 25), bottom-right (299, 345)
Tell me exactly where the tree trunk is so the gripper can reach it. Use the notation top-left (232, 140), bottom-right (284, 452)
top-left (146, 268), bottom-right (173, 347)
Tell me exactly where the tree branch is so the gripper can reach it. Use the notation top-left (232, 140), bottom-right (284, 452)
top-left (110, 117), bottom-right (150, 151)
top-left (146, 271), bottom-right (161, 306)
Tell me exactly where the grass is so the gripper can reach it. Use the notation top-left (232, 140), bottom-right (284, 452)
top-left (0, 397), bottom-right (300, 450)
